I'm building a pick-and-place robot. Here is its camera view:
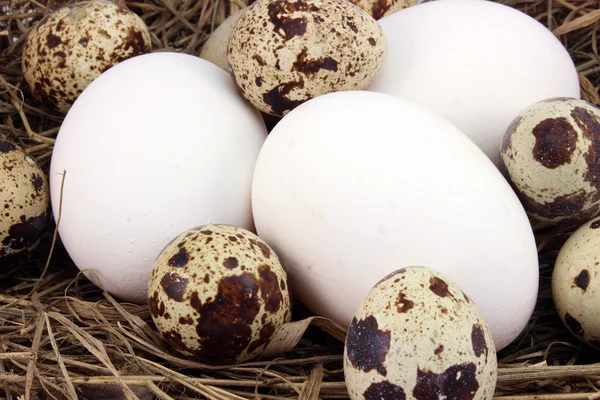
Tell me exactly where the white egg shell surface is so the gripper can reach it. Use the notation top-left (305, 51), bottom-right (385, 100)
top-left (367, 0), bottom-right (580, 166)
top-left (344, 267), bottom-right (497, 400)
top-left (500, 98), bottom-right (600, 224)
top-left (251, 90), bottom-right (539, 351)
top-left (50, 52), bottom-right (267, 304)
top-left (227, 0), bottom-right (387, 117)
top-left (199, 9), bottom-right (246, 71)
top-left (22, 0), bottom-right (151, 112)
top-left (0, 140), bottom-right (49, 269)
top-left (148, 224), bottom-right (292, 363)
top-left (552, 216), bottom-right (600, 349)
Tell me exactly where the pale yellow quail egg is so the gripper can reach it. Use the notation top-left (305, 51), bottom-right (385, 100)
top-left (344, 266), bottom-right (497, 400)
top-left (500, 97), bottom-right (600, 224)
top-left (227, 0), bottom-right (387, 116)
top-left (22, 0), bottom-right (152, 112)
top-left (199, 9), bottom-right (246, 71)
top-left (148, 224), bottom-right (292, 364)
top-left (552, 216), bottom-right (600, 349)
top-left (347, 0), bottom-right (416, 19)
top-left (0, 140), bottom-right (49, 269)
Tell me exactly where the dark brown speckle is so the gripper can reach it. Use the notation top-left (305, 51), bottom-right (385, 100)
top-left (565, 312), bottom-right (585, 337)
top-left (531, 117), bottom-right (578, 169)
top-left (346, 315), bottom-right (390, 376)
top-left (160, 272), bottom-right (188, 302)
top-left (429, 276), bottom-right (452, 298)
top-left (191, 273), bottom-right (261, 362)
top-left (471, 324), bottom-right (488, 359)
top-left (168, 247), bottom-right (189, 267)
top-left (363, 381), bottom-right (406, 400)
top-left (574, 269), bottom-right (590, 291)
top-left (395, 291), bottom-right (414, 313)
top-left (258, 264), bottom-right (283, 313)
top-left (413, 363), bottom-right (479, 400)
top-left (572, 106), bottom-right (600, 194)
top-left (224, 257), bottom-right (239, 269)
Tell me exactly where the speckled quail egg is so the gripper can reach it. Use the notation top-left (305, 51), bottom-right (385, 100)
top-left (500, 98), bottom-right (600, 224)
top-left (22, 0), bottom-right (151, 112)
top-left (148, 224), bottom-right (292, 364)
top-left (347, 0), bottom-right (415, 19)
top-left (552, 216), bottom-right (600, 349)
top-left (0, 140), bottom-right (49, 269)
top-left (199, 9), bottom-right (246, 71)
top-left (227, 0), bottom-right (387, 116)
top-left (344, 266), bottom-right (497, 400)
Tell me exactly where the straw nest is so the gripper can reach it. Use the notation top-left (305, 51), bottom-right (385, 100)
top-left (1, 0), bottom-right (600, 399)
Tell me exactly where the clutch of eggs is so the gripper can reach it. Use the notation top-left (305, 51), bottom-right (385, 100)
top-left (49, 52), bottom-right (268, 303)
top-left (251, 90), bottom-right (539, 351)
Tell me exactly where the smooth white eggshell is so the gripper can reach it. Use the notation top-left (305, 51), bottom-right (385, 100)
top-left (50, 52), bottom-right (267, 304)
top-left (367, 0), bottom-right (580, 166)
top-left (251, 90), bottom-right (539, 351)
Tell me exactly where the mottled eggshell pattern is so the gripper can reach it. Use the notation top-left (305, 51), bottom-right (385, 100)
top-left (227, 0), bottom-right (387, 116)
top-left (344, 267), bottom-right (497, 400)
top-left (148, 224), bottom-right (292, 364)
top-left (552, 216), bottom-right (600, 349)
top-left (500, 98), bottom-right (600, 224)
top-left (0, 141), bottom-right (49, 269)
top-left (348, 0), bottom-right (415, 19)
top-left (199, 9), bottom-right (246, 71)
top-left (22, 0), bottom-right (151, 112)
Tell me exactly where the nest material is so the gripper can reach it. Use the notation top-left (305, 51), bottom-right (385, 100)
top-left (1, 0), bottom-right (600, 399)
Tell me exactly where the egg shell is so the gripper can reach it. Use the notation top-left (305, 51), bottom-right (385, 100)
top-left (22, 0), bottom-right (151, 112)
top-left (0, 140), bottom-right (49, 269)
top-left (227, 0), bottom-right (387, 116)
top-left (367, 0), bottom-right (580, 166)
top-left (344, 267), bottom-right (497, 400)
top-left (49, 52), bottom-right (267, 304)
top-left (199, 9), bottom-right (246, 71)
top-left (348, 0), bottom-right (415, 19)
top-left (500, 98), bottom-right (600, 224)
top-left (552, 216), bottom-right (600, 349)
top-left (251, 90), bottom-right (539, 351)
top-left (148, 224), bottom-right (292, 363)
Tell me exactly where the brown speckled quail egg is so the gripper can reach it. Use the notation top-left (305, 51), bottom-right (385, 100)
top-left (347, 0), bottom-right (416, 19)
top-left (344, 266), bottom-right (497, 400)
top-left (22, 0), bottom-right (152, 112)
top-left (148, 224), bottom-right (292, 364)
top-left (500, 97), bottom-right (600, 224)
top-left (0, 140), bottom-right (49, 269)
top-left (227, 0), bottom-right (387, 116)
top-left (552, 216), bottom-right (600, 349)
top-left (199, 9), bottom-right (246, 71)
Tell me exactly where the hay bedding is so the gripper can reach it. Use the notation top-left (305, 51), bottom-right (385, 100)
top-left (0, 0), bottom-right (600, 398)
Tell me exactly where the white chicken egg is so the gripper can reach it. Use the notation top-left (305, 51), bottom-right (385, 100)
top-left (49, 52), bottom-right (267, 304)
top-left (251, 90), bottom-right (539, 351)
top-left (367, 0), bottom-right (580, 166)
